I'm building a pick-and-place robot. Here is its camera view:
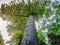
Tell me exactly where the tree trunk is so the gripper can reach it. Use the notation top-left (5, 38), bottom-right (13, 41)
top-left (20, 15), bottom-right (39, 45)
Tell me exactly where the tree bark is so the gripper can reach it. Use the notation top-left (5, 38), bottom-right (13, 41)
top-left (20, 15), bottom-right (39, 45)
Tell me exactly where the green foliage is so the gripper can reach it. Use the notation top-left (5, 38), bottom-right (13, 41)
top-left (56, 4), bottom-right (60, 20)
top-left (38, 30), bottom-right (45, 42)
top-left (6, 16), bottom-right (28, 45)
top-left (49, 23), bottom-right (60, 35)
top-left (44, 7), bottom-right (51, 17)
top-left (1, 0), bottom-right (51, 20)
top-left (37, 29), bottom-right (47, 45)
top-left (11, 16), bottom-right (28, 30)
top-left (13, 30), bottom-right (23, 45)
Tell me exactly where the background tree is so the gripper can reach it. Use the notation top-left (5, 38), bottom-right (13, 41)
top-left (0, 32), bottom-right (4, 45)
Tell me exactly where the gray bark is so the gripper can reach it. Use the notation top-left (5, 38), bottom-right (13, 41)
top-left (20, 15), bottom-right (39, 45)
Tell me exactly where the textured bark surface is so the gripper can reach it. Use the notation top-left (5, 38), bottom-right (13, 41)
top-left (20, 15), bottom-right (39, 45)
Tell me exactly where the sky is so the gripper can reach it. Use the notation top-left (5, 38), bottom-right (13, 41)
top-left (0, 17), bottom-right (11, 45)
top-left (0, 0), bottom-right (13, 7)
top-left (0, 0), bottom-right (60, 7)
top-left (0, 0), bottom-right (28, 8)
top-left (0, 0), bottom-right (13, 4)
